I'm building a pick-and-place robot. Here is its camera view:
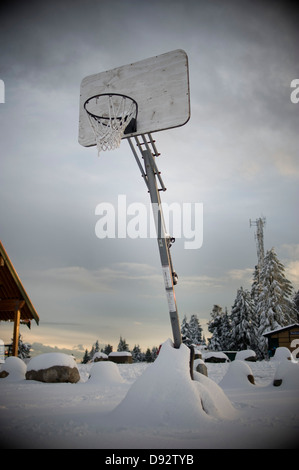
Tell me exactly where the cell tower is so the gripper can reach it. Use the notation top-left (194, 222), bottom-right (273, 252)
top-left (250, 217), bottom-right (266, 269)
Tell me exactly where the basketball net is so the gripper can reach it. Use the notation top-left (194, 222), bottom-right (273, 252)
top-left (85, 94), bottom-right (137, 155)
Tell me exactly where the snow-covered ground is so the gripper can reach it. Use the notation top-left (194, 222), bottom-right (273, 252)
top-left (0, 340), bottom-right (298, 449)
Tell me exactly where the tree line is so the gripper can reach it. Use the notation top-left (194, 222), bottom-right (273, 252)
top-left (81, 336), bottom-right (159, 363)
top-left (208, 247), bottom-right (299, 359)
top-left (82, 248), bottom-right (298, 363)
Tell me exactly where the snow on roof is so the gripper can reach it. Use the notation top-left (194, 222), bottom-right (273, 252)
top-left (262, 323), bottom-right (299, 337)
top-left (92, 352), bottom-right (108, 360)
top-left (108, 351), bottom-right (132, 356)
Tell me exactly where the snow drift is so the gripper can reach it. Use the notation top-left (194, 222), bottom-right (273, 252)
top-left (88, 361), bottom-right (124, 385)
top-left (0, 356), bottom-right (26, 381)
top-left (218, 360), bottom-right (255, 389)
top-left (110, 339), bottom-right (237, 427)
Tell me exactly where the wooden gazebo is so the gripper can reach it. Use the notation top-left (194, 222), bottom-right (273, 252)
top-left (0, 240), bottom-right (39, 356)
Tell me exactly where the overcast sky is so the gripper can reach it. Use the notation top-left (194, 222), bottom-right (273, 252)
top-left (0, 0), bottom-right (298, 358)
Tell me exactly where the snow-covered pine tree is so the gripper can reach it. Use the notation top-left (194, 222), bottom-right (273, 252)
top-left (189, 314), bottom-right (203, 346)
top-left (131, 344), bottom-right (144, 362)
top-left (230, 287), bottom-right (258, 352)
top-left (117, 336), bottom-right (130, 352)
top-left (208, 305), bottom-right (224, 351)
top-left (251, 264), bottom-right (262, 304)
top-left (293, 290), bottom-right (299, 321)
top-left (220, 307), bottom-right (232, 350)
top-left (257, 248), bottom-right (297, 357)
top-left (151, 346), bottom-right (159, 361)
top-left (181, 315), bottom-right (192, 346)
top-left (17, 334), bottom-right (31, 359)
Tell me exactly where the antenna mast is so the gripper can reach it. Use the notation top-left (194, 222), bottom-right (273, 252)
top-left (249, 217), bottom-right (266, 269)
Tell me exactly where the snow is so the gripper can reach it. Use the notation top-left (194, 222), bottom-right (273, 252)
top-left (109, 351), bottom-right (132, 356)
top-left (88, 361), bottom-right (124, 385)
top-left (218, 360), bottom-right (255, 389)
top-left (109, 340), bottom-right (236, 428)
top-left (26, 352), bottom-right (78, 371)
top-left (92, 352), bottom-right (108, 361)
top-left (235, 349), bottom-right (256, 361)
top-left (271, 346), bottom-right (294, 362)
top-left (0, 339), bottom-right (298, 449)
top-left (203, 351), bottom-right (230, 361)
top-left (273, 361), bottom-right (299, 389)
top-left (0, 356), bottom-right (27, 381)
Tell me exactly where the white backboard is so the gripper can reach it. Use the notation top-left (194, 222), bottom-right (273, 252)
top-left (78, 49), bottom-right (190, 147)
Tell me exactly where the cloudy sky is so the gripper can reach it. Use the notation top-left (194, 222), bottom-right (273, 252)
top-left (0, 0), bottom-right (298, 358)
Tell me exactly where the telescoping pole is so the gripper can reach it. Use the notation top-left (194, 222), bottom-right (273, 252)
top-left (142, 148), bottom-right (182, 349)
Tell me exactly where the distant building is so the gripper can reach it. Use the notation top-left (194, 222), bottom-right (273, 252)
top-left (263, 323), bottom-right (299, 358)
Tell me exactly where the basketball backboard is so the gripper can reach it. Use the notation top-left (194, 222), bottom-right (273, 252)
top-left (78, 49), bottom-right (190, 147)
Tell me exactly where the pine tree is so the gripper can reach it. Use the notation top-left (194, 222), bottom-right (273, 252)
top-left (208, 305), bottom-right (224, 351)
top-left (230, 287), bottom-right (258, 351)
top-left (117, 336), bottom-right (130, 352)
top-left (17, 334), bottom-right (31, 359)
top-left (293, 290), bottom-right (299, 321)
top-left (144, 348), bottom-right (153, 362)
top-left (181, 314), bottom-right (204, 347)
top-left (89, 344), bottom-right (95, 359)
top-left (101, 344), bottom-right (113, 355)
top-left (189, 314), bottom-right (203, 346)
top-left (82, 349), bottom-right (90, 364)
top-left (131, 344), bottom-right (144, 362)
top-left (151, 346), bottom-right (158, 361)
top-left (251, 264), bottom-right (262, 304)
top-left (221, 307), bottom-right (232, 350)
top-left (181, 315), bottom-right (192, 346)
top-left (257, 248), bottom-right (297, 357)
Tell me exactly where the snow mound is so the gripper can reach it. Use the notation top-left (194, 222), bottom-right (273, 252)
top-left (110, 339), bottom-right (237, 428)
top-left (273, 361), bottom-right (299, 389)
top-left (271, 347), bottom-right (294, 362)
top-left (218, 360), bottom-right (255, 389)
top-left (26, 353), bottom-right (77, 371)
top-left (235, 350), bottom-right (256, 361)
top-left (193, 371), bottom-right (237, 419)
top-left (88, 361), bottom-right (124, 385)
top-left (0, 356), bottom-right (27, 381)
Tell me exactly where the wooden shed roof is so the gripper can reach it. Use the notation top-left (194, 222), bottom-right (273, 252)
top-left (0, 240), bottom-right (39, 326)
top-left (262, 323), bottom-right (299, 337)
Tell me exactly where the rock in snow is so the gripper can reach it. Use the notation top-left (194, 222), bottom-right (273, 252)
top-left (26, 353), bottom-right (80, 383)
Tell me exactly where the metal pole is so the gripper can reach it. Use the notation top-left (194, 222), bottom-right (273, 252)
top-left (142, 148), bottom-right (182, 349)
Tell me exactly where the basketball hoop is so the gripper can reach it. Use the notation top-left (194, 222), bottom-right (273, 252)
top-left (84, 93), bottom-right (138, 154)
